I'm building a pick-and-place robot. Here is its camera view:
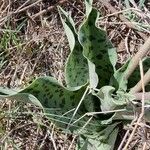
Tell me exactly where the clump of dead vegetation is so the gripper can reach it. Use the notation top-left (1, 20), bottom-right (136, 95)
top-left (0, 0), bottom-right (150, 149)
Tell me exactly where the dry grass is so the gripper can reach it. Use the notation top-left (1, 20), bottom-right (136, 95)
top-left (0, 0), bottom-right (150, 149)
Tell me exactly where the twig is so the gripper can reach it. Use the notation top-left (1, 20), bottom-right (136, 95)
top-left (15, 0), bottom-right (31, 13)
top-left (71, 108), bottom-right (126, 126)
top-left (118, 131), bottom-right (130, 150)
top-left (19, 62), bottom-right (28, 85)
top-left (31, 0), bottom-right (68, 19)
top-left (139, 60), bottom-right (145, 115)
top-left (140, 60), bottom-right (147, 149)
top-left (1, 122), bottom-right (33, 143)
top-left (130, 69), bottom-right (150, 93)
top-left (124, 37), bottom-right (150, 80)
top-left (99, 8), bottom-right (140, 19)
top-left (14, 0), bottom-right (42, 14)
top-left (99, 0), bottom-right (147, 40)
top-left (0, 0), bottom-right (42, 25)
top-left (118, 121), bottom-right (134, 150)
top-left (123, 106), bottom-right (142, 149)
top-left (123, 60), bottom-right (146, 149)
top-left (142, 142), bottom-right (147, 150)
top-left (133, 92), bottom-right (150, 100)
top-left (0, 0), bottom-right (67, 25)
top-left (51, 124), bottom-right (57, 150)
top-left (39, 131), bottom-right (48, 149)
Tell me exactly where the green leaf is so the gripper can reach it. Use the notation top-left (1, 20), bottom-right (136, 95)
top-left (21, 77), bottom-right (89, 124)
top-left (98, 127), bottom-right (118, 150)
top-left (76, 135), bottom-right (89, 150)
top-left (95, 86), bottom-right (126, 111)
top-left (88, 60), bottom-right (98, 89)
top-left (0, 76), bottom-right (100, 131)
top-left (0, 92), bottom-right (43, 108)
top-left (59, 7), bottom-right (89, 87)
top-left (85, 0), bottom-right (93, 16)
top-left (77, 123), bottom-right (119, 150)
top-left (58, 7), bottom-right (76, 50)
top-left (0, 87), bottom-right (18, 95)
top-left (113, 59), bottom-right (130, 91)
top-left (78, 6), bottom-right (117, 88)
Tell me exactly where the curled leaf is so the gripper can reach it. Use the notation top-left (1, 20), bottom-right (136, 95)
top-left (78, 6), bottom-right (117, 88)
top-left (59, 7), bottom-right (89, 87)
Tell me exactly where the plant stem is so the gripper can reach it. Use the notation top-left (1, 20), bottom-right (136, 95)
top-left (133, 92), bottom-right (150, 100)
top-left (125, 37), bottom-right (150, 80)
top-left (130, 69), bottom-right (150, 93)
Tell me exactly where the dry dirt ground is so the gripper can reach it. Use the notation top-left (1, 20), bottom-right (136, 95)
top-left (0, 0), bottom-right (150, 149)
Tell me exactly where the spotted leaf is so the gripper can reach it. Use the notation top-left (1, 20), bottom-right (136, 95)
top-left (59, 7), bottom-right (89, 87)
top-left (78, 5), bottom-right (117, 88)
top-left (0, 76), bottom-right (100, 131)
